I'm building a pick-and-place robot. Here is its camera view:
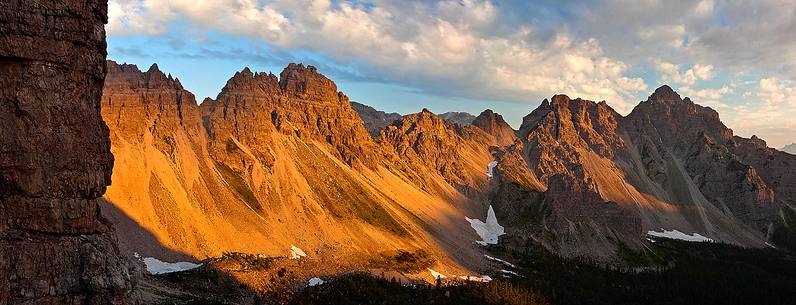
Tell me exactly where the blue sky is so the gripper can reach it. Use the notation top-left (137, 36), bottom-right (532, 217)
top-left (107, 0), bottom-right (796, 147)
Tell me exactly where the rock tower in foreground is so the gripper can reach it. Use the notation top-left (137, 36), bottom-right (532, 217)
top-left (0, 0), bottom-right (133, 304)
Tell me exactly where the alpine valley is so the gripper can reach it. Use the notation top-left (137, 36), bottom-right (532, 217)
top-left (96, 60), bottom-right (796, 303)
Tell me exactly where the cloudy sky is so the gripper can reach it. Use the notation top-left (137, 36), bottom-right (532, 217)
top-left (107, 0), bottom-right (796, 148)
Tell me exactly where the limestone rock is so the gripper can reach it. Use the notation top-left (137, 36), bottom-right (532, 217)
top-left (379, 109), bottom-right (493, 194)
top-left (471, 109), bottom-right (517, 147)
top-left (0, 1), bottom-right (134, 303)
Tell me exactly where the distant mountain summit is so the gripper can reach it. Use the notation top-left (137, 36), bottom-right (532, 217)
top-left (781, 143), bottom-right (796, 155)
top-left (439, 111), bottom-right (477, 126)
top-left (350, 101), bottom-right (402, 138)
top-left (471, 109), bottom-right (517, 147)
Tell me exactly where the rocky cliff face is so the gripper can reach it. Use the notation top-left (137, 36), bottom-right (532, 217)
top-left (490, 85), bottom-right (793, 258)
top-left (205, 64), bottom-right (382, 168)
top-left (379, 109), bottom-right (494, 195)
top-left (510, 95), bottom-right (643, 258)
top-left (351, 101), bottom-right (402, 138)
top-left (471, 109), bottom-right (517, 147)
top-left (624, 86), bottom-right (778, 233)
top-left (101, 62), bottom-right (492, 281)
top-left (0, 1), bottom-right (133, 304)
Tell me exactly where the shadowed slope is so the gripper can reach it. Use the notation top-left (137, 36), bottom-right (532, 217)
top-left (491, 86), bottom-right (792, 259)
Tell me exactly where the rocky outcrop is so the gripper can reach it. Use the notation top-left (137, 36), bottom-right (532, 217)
top-left (471, 109), bottom-right (517, 147)
top-left (350, 101), bottom-right (402, 138)
top-left (204, 64), bottom-right (382, 168)
top-left (439, 111), bottom-right (476, 126)
top-left (511, 95), bottom-right (643, 258)
top-left (379, 109), bottom-right (493, 194)
top-left (624, 86), bottom-right (778, 232)
top-left (0, 1), bottom-right (133, 304)
top-left (727, 135), bottom-right (796, 248)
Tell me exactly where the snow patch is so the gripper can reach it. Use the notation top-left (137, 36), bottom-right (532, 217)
top-left (484, 254), bottom-right (516, 268)
top-left (290, 245), bottom-right (307, 259)
top-left (308, 277), bottom-right (324, 286)
top-left (142, 257), bottom-right (202, 275)
top-left (646, 229), bottom-right (713, 242)
top-left (500, 269), bottom-right (520, 276)
top-left (428, 268), bottom-right (447, 279)
top-left (458, 275), bottom-right (492, 282)
top-left (486, 161), bottom-right (498, 178)
top-left (466, 205), bottom-right (505, 245)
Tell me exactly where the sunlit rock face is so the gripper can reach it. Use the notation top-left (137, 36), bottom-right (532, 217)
top-left (471, 109), bottom-right (518, 147)
top-left (0, 0), bottom-right (134, 304)
top-left (99, 61), bottom-right (499, 281)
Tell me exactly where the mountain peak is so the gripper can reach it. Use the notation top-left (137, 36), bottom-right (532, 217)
top-left (350, 101), bottom-right (402, 138)
top-left (105, 60), bottom-right (182, 90)
top-left (480, 109), bottom-right (495, 116)
top-left (147, 63), bottom-right (160, 73)
top-left (240, 67), bottom-right (253, 77)
top-left (438, 111), bottom-right (476, 125)
top-left (781, 143), bottom-right (796, 154)
top-left (550, 94), bottom-right (571, 106)
top-left (279, 63), bottom-right (339, 101)
top-left (472, 109), bottom-right (517, 146)
top-left (221, 67), bottom-right (279, 96)
top-left (648, 85), bottom-right (682, 103)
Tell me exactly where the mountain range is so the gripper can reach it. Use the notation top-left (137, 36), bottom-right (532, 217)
top-left (99, 60), bottom-right (796, 276)
top-left (4, 2), bottom-right (795, 304)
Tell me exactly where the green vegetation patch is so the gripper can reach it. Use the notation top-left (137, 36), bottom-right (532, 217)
top-left (499, 239), bottom-right (796, 305)
top-left (771, 204), bottom-right (796, 252)
top-left (291, 272), bottom-right (549, 305)
top-left (205, 252), bottom-right (277, 272)
top-left (376, 249), bottom-right (436, 273)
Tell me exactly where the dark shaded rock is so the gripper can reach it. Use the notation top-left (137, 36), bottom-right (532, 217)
top-left (0, 0), bottom-right (134, 304)
top-left (439, 111), bottom-right (476, 126)
top-left (351, 101), bottom-right (402, 138)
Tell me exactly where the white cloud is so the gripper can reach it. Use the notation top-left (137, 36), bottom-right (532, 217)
top-left (679, 85), bottom-right (733, 108)
top-left (106, 0), bottom-right (796, 147)
top-left (756, 77), bottom-right (796, 105)
top-left (638, 24), bottom-right (686, 49)
top-left (654, 60), bottom-right (714, 86)
top-left (107, 0), bottom-right (648, 113)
